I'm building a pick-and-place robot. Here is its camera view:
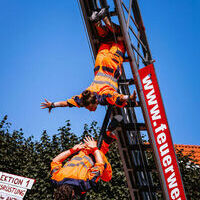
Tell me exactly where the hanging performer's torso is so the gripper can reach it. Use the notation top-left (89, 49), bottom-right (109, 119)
top-left (66, 25), bottom-right (127, 108)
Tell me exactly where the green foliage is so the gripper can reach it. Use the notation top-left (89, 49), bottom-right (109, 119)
top-left (0, 116), bottom-right (199, 199)
top-left (176, 149), bottom-right (200, 200)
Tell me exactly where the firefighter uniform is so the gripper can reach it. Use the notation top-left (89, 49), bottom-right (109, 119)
top-left (67, 23), bottom-right (127, 109)
top-left (51, 141), bottom-right (112, 194)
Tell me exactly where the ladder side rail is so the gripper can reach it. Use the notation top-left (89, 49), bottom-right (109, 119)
top-left (114, 0), bottom-right (170, 199)
top-left (97, 105), bottom-right (112, 148)
top-left (79, 0), bottom-right (99, 57)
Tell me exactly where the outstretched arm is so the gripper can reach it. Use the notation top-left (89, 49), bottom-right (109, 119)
top-left (41, 94), bottom-right (83, 113)
top-left (41, 99), bottom-right (69, 113)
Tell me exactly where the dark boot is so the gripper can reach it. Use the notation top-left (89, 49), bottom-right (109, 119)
top-left (103, 115), bottom-right (123, 144)
top-left (108, 115), bottom-right (123, 132)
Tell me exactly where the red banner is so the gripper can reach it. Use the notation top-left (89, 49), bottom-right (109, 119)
top-left (138, 64), bottom-right (186, 200)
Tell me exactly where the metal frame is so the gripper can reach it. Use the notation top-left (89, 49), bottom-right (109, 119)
top-left (78, 0), bottom-right (162, 199)
top-left (77, 0), bottom-right (186, 199)
top-left (113, 0), bottom-right (186, 199)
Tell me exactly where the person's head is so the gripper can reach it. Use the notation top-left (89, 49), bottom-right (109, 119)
top-left (54, 184), bottom-right (77, 200)
top-left (81, 90), bottom-right (98, 111)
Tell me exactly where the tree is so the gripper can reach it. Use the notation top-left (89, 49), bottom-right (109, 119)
top-left (0, 116), bottom-right (199, 199)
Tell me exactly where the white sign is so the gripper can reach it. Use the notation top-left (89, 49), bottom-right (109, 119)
top-left (0, 172), bottom-right (35, 200)
top-left (0, 172), bottom-right (35, 190)
top-left (0, 191), bottom-right (22, 200)
top-left (0, 183), bottom-right (26, 199)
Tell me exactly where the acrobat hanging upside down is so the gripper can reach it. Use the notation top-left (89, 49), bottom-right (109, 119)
top-left (41, 7), bottom-right (138, 112)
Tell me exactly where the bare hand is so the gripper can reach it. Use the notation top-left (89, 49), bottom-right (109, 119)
top-left (83, 136), bottom-right (97, 149)
top-left (130, 90), bottom-right (138, 106)
top-left (72, 142), bottom-right (85, 152)
top-left (41, 99), bottom-right (52, 113)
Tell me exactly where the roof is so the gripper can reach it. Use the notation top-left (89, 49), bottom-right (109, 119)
top-left (175, 144), bottom-right (200, 165)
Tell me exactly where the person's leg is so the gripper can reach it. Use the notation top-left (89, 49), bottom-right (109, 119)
top-left (103, 16), bottom-right (121, 35)
top-left (94, 21), bottom-right (109, 38)
top-left (90, 8), bottom-right (110, 38)
top-left (100, 115), bottom-right (123, 154)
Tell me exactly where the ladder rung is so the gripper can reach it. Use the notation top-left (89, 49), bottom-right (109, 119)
top-left (125, 123), bottom-right (146, 131)
top-left (128, 143), bottom-right (151, 150)
top-left (118, 78), bottom-right (134, 85)
top-left (134, 165), bottom-right (156, 172)
top-left (133, 185), bottom-right (161, 193)
top-left (110, 11), bottom-right (117, 16)
top-left (125, 101), bottom-right (140, 107)
top-left (123, 56), bottom-right (131, 62)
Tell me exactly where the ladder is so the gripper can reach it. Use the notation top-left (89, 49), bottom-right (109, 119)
top-left (78, 0), bottom-right (187, 199)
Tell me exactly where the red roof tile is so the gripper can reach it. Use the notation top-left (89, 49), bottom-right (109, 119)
top-left (175, 144), bottom-right (200, 165)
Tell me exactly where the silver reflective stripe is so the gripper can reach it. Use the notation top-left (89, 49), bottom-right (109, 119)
top-left (83, 156), bottom-right (94, 166)
top-left (96, 72), bottom-right (117, 83)
top-left (92, 80), bottom-right (118, 91)
top-left (67, 162), bottom-right (88, 169)
top-left (71, 157), bottom-right (82, 161)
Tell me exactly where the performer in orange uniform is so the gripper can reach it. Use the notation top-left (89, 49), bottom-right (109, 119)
top-left (41, 8), bottom-right (137, 112)
top-left (51, 128), bottom-right (117, 200)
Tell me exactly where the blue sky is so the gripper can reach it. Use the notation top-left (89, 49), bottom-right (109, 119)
top-left (0, 0), bottom-right (199, 145)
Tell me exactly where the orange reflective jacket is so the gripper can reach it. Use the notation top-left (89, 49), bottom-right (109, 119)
top-left (67, 46), bottom-right (127, 108)
top-left (67, 22), bottom-right (127, 109)
top-left (51, 150), bottom-right (112, 192)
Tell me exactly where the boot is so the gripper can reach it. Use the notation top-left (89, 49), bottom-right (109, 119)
top-left (104, 115), bottom-right (123, 144)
